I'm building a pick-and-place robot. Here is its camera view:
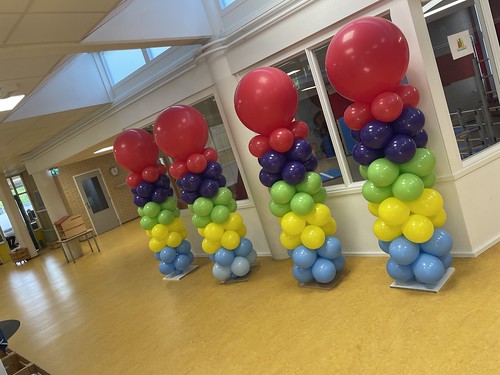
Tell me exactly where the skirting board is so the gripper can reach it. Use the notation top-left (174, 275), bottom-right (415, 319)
top-left (390, 267), bottom-right (455, 292)
top-left (162, 264), bottom-right (199, 281)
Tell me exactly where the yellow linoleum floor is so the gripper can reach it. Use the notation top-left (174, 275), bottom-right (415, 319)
top-left (1, 219), bottom-right (499, 374)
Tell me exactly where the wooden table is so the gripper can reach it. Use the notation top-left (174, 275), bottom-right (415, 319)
top-left (59, 229), bottom-right (101, 263)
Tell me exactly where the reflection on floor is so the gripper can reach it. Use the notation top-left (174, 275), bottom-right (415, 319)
top-left (1, 218), bottom-right (499, 374)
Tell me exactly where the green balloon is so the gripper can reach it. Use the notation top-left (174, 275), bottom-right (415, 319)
top-left (312, 187), bottom-right (327, 203)
top-left (160, 196), bottom-right (177, 211)
top-left (157, 209), bottom-right (174, 225)
top-left (140, 216), bottom-right (158, 230)
top-left (143, 202), bottom-right (161, 218)
top-left (367, 158), bottom-right (400, 187)
top-left (359, 165), bottom-right (369, 180)
top-left (187, 204), bottom-right (194, 213)
top-left (173, 207), bottom-right (180, 218)
top-left (210, 205), bottom-right (230, 224)
top-left (192, 214), bottom-right (212, 228)
top-left (227, 199), bottom-right (237, 212)
top-left (400, 148), bottom-right (436, 177)
top-left (290, 192), bottom-right (315, 216)
top-left (270, 181), bottom-right (296, 205)
top-left (421, 172), bottom-right (436, 188)
top-left (212, 187), bottom-right (233, 206)
top-left (193, 197), bottom-right (214, 217)
top-left (137, 207), bottom-right (144, 217)
top-left (392, 173), bottom-right (424, 201)
top-left (269, 200), bottom-right (291, 217)
top-left (362, 181), bottom-right (393, 203)
top-left (295, 172), bottom-right (322, 195)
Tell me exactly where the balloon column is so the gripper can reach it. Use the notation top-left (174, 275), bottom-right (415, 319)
top-left (325, 17), bottom-right (453, 284)
top-left (113, 129), bottom-right (194, 277)
top-left (153, 105), bottom-right (257, 282)
top-left (234, 67), bottom-right (345, 284)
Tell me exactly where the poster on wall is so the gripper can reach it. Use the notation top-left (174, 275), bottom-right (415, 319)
top-left (447, 30), bottom-right (473, 60)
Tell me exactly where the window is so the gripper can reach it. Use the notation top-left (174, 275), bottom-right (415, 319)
top-left (220, 0), bottom-right (237, 9)
top-left (147, 47), bottom-right (170, 59)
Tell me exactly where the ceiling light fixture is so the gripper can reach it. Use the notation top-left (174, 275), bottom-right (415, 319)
top-left (287, 69), bottom-right (300, 76)
top-left (94, 146), bottom-right (114, 154)
top-left (301, 86), bottom-right (316, 92)
top-left (0, 95), bottom-right (25, 112)
top-left (422, 0), bottom-right (443, 13)
top-left (424, 0), bottom-right (467, 17)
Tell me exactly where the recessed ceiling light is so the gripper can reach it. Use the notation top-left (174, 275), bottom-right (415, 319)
top-left (94, 146), bottom-right (113, 154)
top-left (424, 0), bottom-right (466, 17)
top-left (0, 95), bottom-right (25, 112)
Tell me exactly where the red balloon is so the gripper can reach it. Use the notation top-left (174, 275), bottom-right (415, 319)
top-left (169, 160), bottom-right (188, 179)
top-left (202, 147), bottom-right (218, 162)
top-left (344, 102), bottom-right (374, 130)
top-left (290, 120), bottom-right (310, 140)
top-left (234, 67), bottom-right (298, 135)
top-left (154, 105), bottom-right (209, 160)
top-left (325, 17), bottom-right (409, 103)
top-left (394, 84), bottom-right (420, 107)
top-left (248, 135), bottom-right (271, 157)
top-left (142, 166), bottom-right (160, 183)
top-left (371, 92), bottom-right (403, 122)
top-left (126, 172), bottom-right (142, 189)
top-left (156, 163), bottom-right (167, 175)
top-left (269, 128), bottom-right (294, 153)
top-left (113, 129), bottom-right (159, 173)
top-left (186, 153), bottom-right (208, 174)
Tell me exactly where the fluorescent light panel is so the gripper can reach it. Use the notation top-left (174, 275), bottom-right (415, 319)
top-left (0, 95), bottom-right (25, 112)
top-left (287, 69), bottom-right (300, 76)
top-left (424, 0), bottom-right (467, 17)
top-left (94, 146), bottom-right (113, 154)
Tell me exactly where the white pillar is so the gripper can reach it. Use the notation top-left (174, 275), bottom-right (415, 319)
top-left (30, 170), bottom-right (69, 226)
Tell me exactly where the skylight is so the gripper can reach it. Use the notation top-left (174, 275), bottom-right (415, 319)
top-left (0, 95), bottom-right (25, 112)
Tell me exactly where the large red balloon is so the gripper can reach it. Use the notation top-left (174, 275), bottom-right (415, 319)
top-left (113, 129), bottom-right (159, 173)
top-left (234, 67), bottom-right (298, 136)
top-left (153, 105), bottom-right (209, 160)
top-left (325, 17), bottom-right (409, 103)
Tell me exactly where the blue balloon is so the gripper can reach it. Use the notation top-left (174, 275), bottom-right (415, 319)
top-left (384, 135), bottom-right (417, 164)
top-left (259, 150), bottom-right (288, 174)
top-left (303, 155), bottom-right (318, 172)
top-left (160, 246), bottom-right (177, 263)
top-left (259, 169), bottom-right (282, 187)
top-left (155, 174), bottom-right (171, 189)
top-left (412, 129), bottom-right (428, 148)
top-left (378, 240), bottom-right (391, 254)
top-left (176, 240), bottom-right (192, 255)
top-left (234, 237), bottom-right (253, 257)
top-left (187, 251), bottom-right (194, 263)
top-left (208, 254), bottom-right (216, 262)
top-left (317, 236), bottom-right (342, 260)
top-left (352, 142), bottom-right (384, 166)
top-left (412, 253), bottom-right (445, 284)
top-left (203, 161), bottom-right (223, 179)
top-left (292, 265), bottom-right (314, 283)
top-left (136, 181), bottom-right (155, 197)
top-left (282, 161), bottom-right (306, 185)
top-left (231, 256), bottom-right (250, 277)
top-left (391, 107), bottom-right (425, 136)
top-left (199, 178), bottom-right (219, 198)
top-left (420, 229), bottom-right (453, 257)
top-left (174, 254), bottom-right (191, 271)
top-left (292, 245), bottom-right (317, 269)
top-left (286, 139), bottom-right (313, 163)
top-left (153, 251), bottom-right (161, 261)
top-left (332, 254), bottom-right (345, 271)
top-left (287, 249), bottom-right (294, 258)
top-left (312, 258), bottom-right (336, 283)
top-left (246, 249), bottom-right (257, 264)
top-left (386, 258), bottom-right (414, 282)
top-left (174, 269), bottom-right (184, 275)
top-left (159, 261), bottom-right (175, 275)
top-left (389, 236), bottom-right (420, 265)
top-left (214, 248), bottom-right (235, 267)
top-left (181, 173), bottom-right (202, 192)
top-left (360, 120), bottom-right (394, 149)
top-left (438, 253), bottom-right (453, 269)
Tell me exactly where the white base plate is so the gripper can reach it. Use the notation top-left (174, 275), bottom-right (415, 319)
top-left (162, 264), bottom-right (198, 281)
top-left (390, 267), bottom-right (455, 292)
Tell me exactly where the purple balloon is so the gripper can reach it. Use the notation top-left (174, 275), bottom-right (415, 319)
top-left (151, 187), bottom-right (169, 203)
top-left (286, 139), bottom-right (312, 163)
top-left (282, 161), bottom-right (306, 185)
top-left (259, 151), bottom-right (287, 174)
top-left (216, 174), bottom-right (226, 187)
top-left (352, 142), bottom-right (384, 166)
top-left (199, 178), bottom-right (219, 198)
top-left (304, 155), bottom-right (318, 172)
top-left (203, 161), bottom-right (223, 179)
top-left (350, 129), bottom-right (361, 142)
top-left (181, 173), bottom-right (202, 192)
top-left (413, 129), bottom-right (428, 148)
top-left (384, 135), bottom-right (417, 164)
top-left (133, 195), bottom-right (149, 207)
top-left (136, 181), bottom-right (155, 198)
top-left (259, 169), bottom-right (282, 187)
top-left (360, 120), bottom-right (394, 149)
top-left (155, 174), bottom-right (171, 189)
top-left (176, 179), bottom-right (183, 189)
top-left (130, 188), bottom-right (137, 195)
top-left (166, 187), bottom-right (174, 197)
top-left (181, 190), bottom-right (199, 204)
top-left (392, 107), bottom-right (425, 136)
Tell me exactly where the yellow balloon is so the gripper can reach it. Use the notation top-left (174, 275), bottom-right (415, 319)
top-left (378, 197), bottom-right (410, 226)
top-left (202, 238), bottom-right (221, 254)
top-left (167, 218), bottom-right (184, 233)
top-left (225, 213), bottom-right (244, 231)
top-left (408, 188), bottom-right (443, 217)
top-left (148, 237), bottom-right (164, 252)
top-left (197, 228), bottom-right (205, 237)
top-left (373, 218), bottom-right (403, 242)
top-left (279, 231), bottom-right (302, 249)
top-left (151, 223), bottom-right (169, 241)
top-left (280, 212), bottom-right (306, 236)
top-left (237, 224), bottom-right (247, 237)
top-left (305, 203), bottom-right (331, 227)
top-left (321, 217), bottom-right (337, 236)
top-left (166, 232), bottom-right (182, 248)
top-left (430, 208), bottom-right (447, 228)
top-left (402, 214), bottom-right (434, 243)
top-left (204, 223), bottom-right (225, 242)
top-left (301, 225), bottom-right (325, 250)
top-left (367, 202), bottom-right (380, 217)
top-left (145, 230), bottom-right (153, 238)
top-left (221, 230), bottom-right (240, 250)
top-left (180, 229), bottom-right (188, 239)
